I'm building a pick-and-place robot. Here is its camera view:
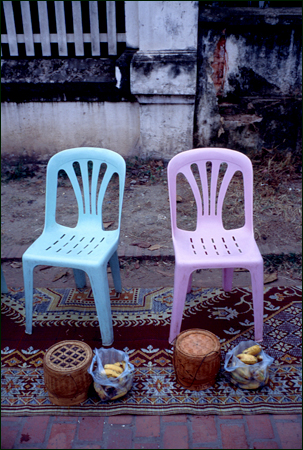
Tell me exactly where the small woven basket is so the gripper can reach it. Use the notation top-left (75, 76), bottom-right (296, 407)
top-left (43, 340), bottom-right (93, 406)
top-left (173, 329), bottom-right (221, 390)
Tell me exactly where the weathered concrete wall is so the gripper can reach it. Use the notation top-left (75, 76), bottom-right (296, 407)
top-left (130, 50), bottom-right (197, 159)
top-left (131, 51), bottom-right (197, 96)
top-left (1, 1), bottom-right (199, 162)
top-left (1, 57), bottom-right (139, 161)
top-left (194, 6), bottom-right (302, 156)
top-left (129, 1), bottom-right (199, 159)
top-left (1, 58), bottom-right (118, 101)
top-left (136, 0), bottom-right (198, 51)
top-left (1, 102), bottom-right (140, 161)
top-left (1, 3), bottom-right (301, 162)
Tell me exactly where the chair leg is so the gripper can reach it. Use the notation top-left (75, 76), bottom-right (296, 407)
top-left (1, 267), bottom-right (8, 294)
top-left (23, 260), bottom-right (34, 335)
top-left (187, 272), bottom-right (193, 294)
top-left (109, 250), bottom-right (122, 293)
top-left (73, 269), bottom-right (87, 288)
top-left (223, 268), bottom-right (233, 292)
top-left (250, 263), bottom-right (264, 342)
top-left (169, 266), bottom-right (191, 344)
top-left (89, 266), bottom-right (114, 346)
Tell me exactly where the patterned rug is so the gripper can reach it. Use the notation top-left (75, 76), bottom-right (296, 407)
top-left (1, 285), bottom-right (302, 416)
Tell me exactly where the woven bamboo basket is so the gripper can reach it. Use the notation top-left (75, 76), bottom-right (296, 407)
top-left (43, 340), bottom-right (93, 406)
top-left (173, 329), bottom-right (221, 390)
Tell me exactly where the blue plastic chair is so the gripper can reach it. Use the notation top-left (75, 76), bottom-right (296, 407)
top-left (22, 147), bottom-right (126, 346)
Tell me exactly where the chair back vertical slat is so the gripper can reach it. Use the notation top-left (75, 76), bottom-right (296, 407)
top-left (37, 1), bottom-right (51, 56)
top-left (90, 160), bottom-right (101, 216)
top-left (198, 162), bottom-right (210, 217)
top-left (65, 163), bottom-right (85, 217)
top-left (209, 160), bottom-right (221, 218)
top-left (72, 1), bottom-right (84, 56)
top-left (216, 165), bottom-right (235, 222)
top-left (54, 1), bottom-right (68, 56)
top-left (106, 1), bottom-right (117, 56)
top-left (187, 166), bottom-right (204, 222)
top-left (79, 160), bottom-right (91, 216)
top-left (3, 1), bottom-right (18, 56)
top-left (96, 167), bottom-right (113, 225)
top-left (89, 1), bottom-right (100, 56)
top-left (20, 1), bottom-right (35, 56)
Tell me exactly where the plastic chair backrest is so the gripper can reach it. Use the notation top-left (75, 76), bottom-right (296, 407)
top-left (168, 147), bottom-right (254, 234)
top-left (44, 147), bottom-right (126, 232)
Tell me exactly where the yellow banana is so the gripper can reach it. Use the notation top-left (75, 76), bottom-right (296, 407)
top-left (231, 371), bottom-right (249, 384)
top-left (239, 380), bottom-right (261, 390)
top-left (104, 368), bottom-right (121, 378)
top-left (242, 345), bottom-right (261, 356)
top-left (104, 364), bottom-right (123, 374)
top-left (252, 368), bottom-right (266, 382)
top-left (236, 353), bottom-right (258, 365)
top-left (235, 366), bottom-right (251, 380)
top-left (94, 382), bottom-right (107, 400)
top-left (113, 361), bottom-right (124, 369)
top-left (111, 388), bottom-right (128, 400)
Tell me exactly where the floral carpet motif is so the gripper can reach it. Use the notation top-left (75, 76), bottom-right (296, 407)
top-left (1, 285), bottom-right (302, 416)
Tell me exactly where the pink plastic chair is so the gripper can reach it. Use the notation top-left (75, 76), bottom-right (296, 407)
top-left (168, 147), bottom-right (263, 344)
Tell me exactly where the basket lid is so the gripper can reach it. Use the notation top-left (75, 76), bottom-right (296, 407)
top-left (44, 340), bottom-right (92, 373)
top-left (176, 329), bottom-right (220, 357)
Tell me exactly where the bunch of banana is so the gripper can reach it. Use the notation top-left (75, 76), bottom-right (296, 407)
top-left (236, 344), bottom-right (262, 365)
top-left (94, 360), bottom-right (130, 401)
top-left (102, 361), bottom-right (126, 379)
top-left (230, 344), bottom-right (269, 389)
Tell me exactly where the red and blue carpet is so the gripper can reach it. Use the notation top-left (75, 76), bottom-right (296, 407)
top-left (1, 285), bottom-right (301, 416)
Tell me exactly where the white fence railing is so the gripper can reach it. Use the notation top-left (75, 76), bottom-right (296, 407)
top-left (1, 1), bottom-right (126, 57)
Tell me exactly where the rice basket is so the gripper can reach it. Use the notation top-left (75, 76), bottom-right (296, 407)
top-left (43, 340), bottom-right (93, 406)
top-left (173, 329), bottom-right (221, 390)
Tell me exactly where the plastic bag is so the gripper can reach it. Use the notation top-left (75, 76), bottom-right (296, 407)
top-left (88, 347), bottom-right (135, 401)
top-left (224, 340), bottom-right (274, 390)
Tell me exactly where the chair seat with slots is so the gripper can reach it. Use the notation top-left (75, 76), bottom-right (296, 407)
top-left (167, 147), bottom-right (264, 344)
top-left (22, 147), bottom-right (126, 346)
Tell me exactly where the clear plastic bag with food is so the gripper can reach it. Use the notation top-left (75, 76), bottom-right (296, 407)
top-left (88, 347), bottom-right (135, 401)
top-left (224, 340), bottom-right (274, 389)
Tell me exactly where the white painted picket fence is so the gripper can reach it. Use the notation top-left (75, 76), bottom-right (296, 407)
top-left (1, 1), bottom-right (126, 57)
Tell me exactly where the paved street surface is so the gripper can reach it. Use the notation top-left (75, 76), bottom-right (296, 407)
top-left (1, 413), bottom-right (302, 449)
